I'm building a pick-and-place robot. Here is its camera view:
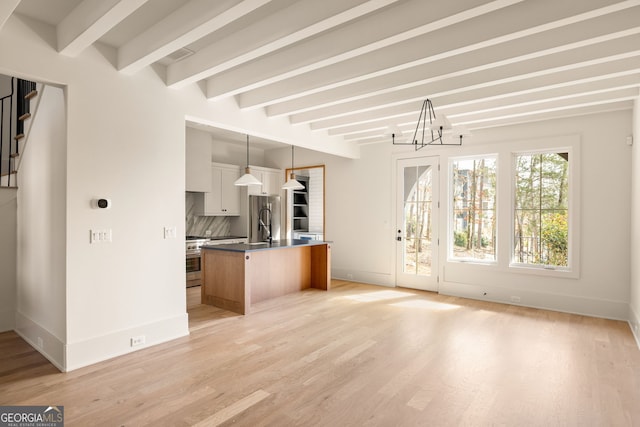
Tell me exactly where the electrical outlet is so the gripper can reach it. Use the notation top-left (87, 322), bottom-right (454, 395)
top-left (347, 273), bottom-right (353, 280)
top-left (37, 337), bottom-right (43, 349)
top-left (510, 296), bottom-right (521, 303)
top-left (130, 335), bottom-right (145, 347)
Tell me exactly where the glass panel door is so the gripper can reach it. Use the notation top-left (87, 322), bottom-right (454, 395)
top-left (396, 157), bottom-right (439, 291)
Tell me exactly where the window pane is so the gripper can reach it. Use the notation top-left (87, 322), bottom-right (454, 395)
top-left (404, 238), bottom-right (417, 274)
top-left (513, 151), bottom-right (569, 267)
top-left (451, 157), bottom-right (497, 261)
top-left (402, 165), bottom-right (433, 276)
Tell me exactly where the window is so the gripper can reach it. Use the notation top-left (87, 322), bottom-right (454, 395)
top-left (513, 151), bottom-right (569, 268)
top-left (451, 156), bottom-right (497, 262)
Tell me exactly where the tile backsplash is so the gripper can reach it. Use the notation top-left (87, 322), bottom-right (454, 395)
top-left (185, 192), bottom-right (231, 237)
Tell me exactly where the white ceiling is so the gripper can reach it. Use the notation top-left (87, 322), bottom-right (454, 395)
top-left (6, 0), bottom-right (640, 149)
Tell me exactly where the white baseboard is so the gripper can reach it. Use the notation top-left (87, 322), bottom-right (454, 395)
top-left (15, 311), bottom-right (65, 371)
top-left (332, 268), bottom-right (394, 287)
top-left (65, 313), bottom-right (189, 372)
top-left (630, 304), bottom-right (640, 350)
top-left (439, 281), bottom-right (629, 321)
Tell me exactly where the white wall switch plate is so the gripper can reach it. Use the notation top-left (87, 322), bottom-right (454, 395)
top-left (164, 226), bottom-right (177, 239)
top-left (90, 229), bottom-right (112, 243)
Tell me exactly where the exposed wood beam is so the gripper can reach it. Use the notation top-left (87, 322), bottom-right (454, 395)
top-left (118, 0), bottom-right (271, 74)
top-left (290, 53), bottom-right (640, 128)
top-left (332, 72), bottom-right (640, 136)
top-left (0, 0), bottom-right (20, 31)
top-left (205, 0), bottom-right (524, 99)
top-left (298, 35), bottom-right (640, 129)
top-left (57, 0), bottom-right (149, 57)
top-left (307, 62), bottom-right (640, 136)
top-left (166, 0), bottom-right (400, 88)
top-left (243, 7), bottom-right (640, 111)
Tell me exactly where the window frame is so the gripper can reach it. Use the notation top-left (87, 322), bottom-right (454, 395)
top-left (509, 144), bottom-right (579, 278)
top-left (448, 153), bottom-right (499, 265)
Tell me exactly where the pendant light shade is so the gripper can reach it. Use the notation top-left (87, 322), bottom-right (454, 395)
top-left (282, 145), bottom-right (304, 190)
top-left (235, 134), bottom-right (262, 186)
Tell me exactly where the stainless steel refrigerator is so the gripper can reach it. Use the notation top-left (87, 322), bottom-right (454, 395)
top-left (248, 195), bottom-right (281, 243)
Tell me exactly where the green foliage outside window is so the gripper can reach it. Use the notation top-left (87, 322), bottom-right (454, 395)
top-left (514, 152), bottom-right (569, 267)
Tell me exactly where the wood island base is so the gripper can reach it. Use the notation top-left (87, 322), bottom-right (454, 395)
top-left (201, 242), bottom-right (331, 315)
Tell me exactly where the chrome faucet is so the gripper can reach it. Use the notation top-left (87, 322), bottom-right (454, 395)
top-left (258, 205), bottom-right (272, 243)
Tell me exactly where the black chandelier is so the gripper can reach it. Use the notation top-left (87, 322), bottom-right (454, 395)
top-left (388, 99), bottom-right (469, 150)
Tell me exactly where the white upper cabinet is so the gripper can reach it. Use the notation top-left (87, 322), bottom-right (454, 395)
top-left (196, 163), bottom-right (241, 216)
top-left (247, 167), bottom-right (283, 196)
top-left (208, 163), bottom-right (241, 215)
top-left (185, 134), bottom-right (212, 192)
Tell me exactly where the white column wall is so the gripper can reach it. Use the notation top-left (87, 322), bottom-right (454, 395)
top-left (0, 188), bottom-right (16, 332)
top-left (15, 85), bottom-right (67, 369)
top-left (630, 96), bottom-right (640, 345)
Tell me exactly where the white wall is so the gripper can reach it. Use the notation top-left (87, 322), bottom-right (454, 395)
top-left (269, 111), bottom-right (634, 320)
top-left (15, 85), bottom-right (67, 369)
top-left (630, 97), bottom-right (640, 344)
top-left (0, 13), bottom-right (360, 370)
top-left (0, 188), bottom-right (16, 332)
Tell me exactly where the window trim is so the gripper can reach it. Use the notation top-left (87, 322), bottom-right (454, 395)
top-left (509, 144), bottom-right (580, 279)
top-left (448, 153), bottom-right (499, 265)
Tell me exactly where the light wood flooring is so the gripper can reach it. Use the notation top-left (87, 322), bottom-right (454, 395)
top-left (1, 280), bottom-right (639, 426)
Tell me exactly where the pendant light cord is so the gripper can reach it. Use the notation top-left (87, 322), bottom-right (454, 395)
top-left (246, 134), bottom-right (250, 167)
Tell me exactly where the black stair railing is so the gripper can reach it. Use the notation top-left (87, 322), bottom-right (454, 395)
top-left (1, 78), bottom-right (36, 187)
top-left (0, 77), bottom-right (15, 186)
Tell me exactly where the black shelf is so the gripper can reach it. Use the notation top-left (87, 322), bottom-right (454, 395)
top-left (292, 176), bottom-right (309, 232)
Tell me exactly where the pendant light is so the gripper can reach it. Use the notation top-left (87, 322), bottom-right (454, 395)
top-left (234, 134), bottom-right (262, 186)
top-left (282, 145), bottom-right (304, 190)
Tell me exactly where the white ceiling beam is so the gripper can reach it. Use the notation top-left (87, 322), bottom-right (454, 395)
top-left (205, 0), bottom-right (525, 99)
top-left (57, 0), bottom-right (149, 57)
top-left (330, 85), bottom-right (640, 136)
top-left (166, 0), bottom-right (400, 88)
top-left (305, 49), bottom-right (640, 130)
top-left (309, 65), bottom-right (640, 134)
top-left (118, 0), bottom-right (271, 74)
top-left (247, 7), bottom-right (640, 111)
top-left (0, 0), bottom-right (20, 31)
top-left (265, 3), bottom-right (640, 118)
top-left (357, 101), bottom-right (634, 144)
top-left (459, 99), bottom-right (637, 127)
top-left (292, 53), bottom-right (640, 128)
top-left (446, 87), bottom-right (639, 123)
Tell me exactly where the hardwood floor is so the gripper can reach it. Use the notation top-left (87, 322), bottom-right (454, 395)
top-left (1, 281), bottom-right (639, 426)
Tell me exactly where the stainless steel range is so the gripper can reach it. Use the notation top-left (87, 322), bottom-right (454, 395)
top-left (186, 236), bottom-right (208, 288)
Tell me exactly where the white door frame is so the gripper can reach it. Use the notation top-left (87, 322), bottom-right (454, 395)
top-left (395, 155), bottom-right (439, 291)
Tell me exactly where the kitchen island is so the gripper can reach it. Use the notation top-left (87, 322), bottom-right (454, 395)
top-left (200, 240), bottom-right (331, 315)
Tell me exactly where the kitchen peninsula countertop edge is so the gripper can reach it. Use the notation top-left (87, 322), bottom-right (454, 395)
top-left (200, 239), bottom-right (330, 253)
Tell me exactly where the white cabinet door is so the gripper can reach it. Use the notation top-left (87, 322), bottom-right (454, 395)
top-left (263, 170), bottom-right (282, 196)
top-left (220, 167), bottom-right (240, 215)
top-left (203, 165), bottom-right (240, 216)
top-left (248, 168), bottom-right (282, 195)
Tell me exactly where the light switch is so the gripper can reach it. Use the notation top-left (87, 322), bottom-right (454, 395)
top-left (90, 229), bottom-right (112, 243)
top-left (164, 226), bottom-right (177, 239)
